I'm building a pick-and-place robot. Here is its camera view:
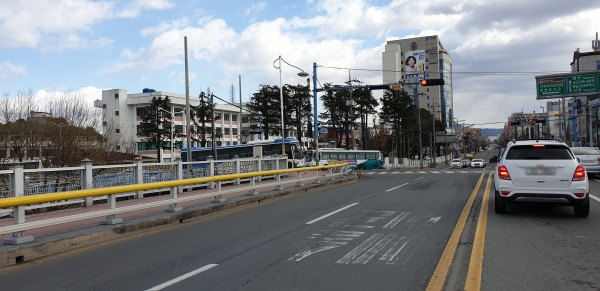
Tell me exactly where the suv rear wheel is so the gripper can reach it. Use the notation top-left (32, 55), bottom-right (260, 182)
top-left (574, 199), bottom-right (590, 217)
top-left (495, 191), bottom-right (506, 214)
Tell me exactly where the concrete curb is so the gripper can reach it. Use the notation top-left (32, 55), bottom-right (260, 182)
top-left (0, 175), bottom-right (357, 268)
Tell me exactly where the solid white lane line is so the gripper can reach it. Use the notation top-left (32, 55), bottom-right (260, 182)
top-left (593, 179), bottom-right (600, 183)
top-left (145, 264), bottom-right (218, 291)
top-left (306, 203), bottom-right (359, 224)
top-left (386, 183), bottom-right (409, 192)
top-left (591, 195), bottom-right (600, 203)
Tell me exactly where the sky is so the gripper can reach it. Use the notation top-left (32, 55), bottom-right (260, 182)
top-left (1, 0), bottom-right (599, 129)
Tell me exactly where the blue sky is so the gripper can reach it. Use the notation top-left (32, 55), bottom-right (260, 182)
top-left (1, 0), bottom-right (599, 128)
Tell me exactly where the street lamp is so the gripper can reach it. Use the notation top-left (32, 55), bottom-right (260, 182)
top-left (274, 56), bottom-right (309, 156)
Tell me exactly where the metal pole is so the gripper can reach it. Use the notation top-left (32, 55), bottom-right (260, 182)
top-left (414, 86), bottom-right (423, 169)
top-left (279, 56), bottom-right (286, 156)
top-left (211, 94), bottom-right (216, 159)
top-left (349, 70), bottom-right (355, 150)
top-left (589, 103), bottom-right (593, 147)
top-left (239, 75), bottom-right (243, 145)
top-left (184, 36), bottom-right (192, 163)
top-left (313, 62), bottom-right (319, 164)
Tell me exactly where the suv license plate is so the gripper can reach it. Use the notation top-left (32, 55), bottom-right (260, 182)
top-left (525, 167), bottom-right (556, 175)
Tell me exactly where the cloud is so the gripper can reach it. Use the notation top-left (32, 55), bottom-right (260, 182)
top-left (245, 2), bottom-right (267, 17)
top-left (0, 0), bottom-right (174, 50)
top-left (99, 0), bottom-right (600, 128)
top-left (117, 0), bottom-right (175, 18)
top-left (0, 62), bottom-right (27, 80)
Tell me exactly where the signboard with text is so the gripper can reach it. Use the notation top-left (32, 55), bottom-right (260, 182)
top-left (536, 72), bottom-right (600, 99)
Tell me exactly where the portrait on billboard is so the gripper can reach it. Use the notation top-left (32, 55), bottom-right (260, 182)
top-left (405, 50), bottom-right (425, 80)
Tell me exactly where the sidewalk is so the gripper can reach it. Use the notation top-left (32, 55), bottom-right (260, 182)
top-left (0, 170), bottom-right (356, 268)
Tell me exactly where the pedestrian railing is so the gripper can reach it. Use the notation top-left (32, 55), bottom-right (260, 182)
top-left (0, 162), bottom-right (350, 244)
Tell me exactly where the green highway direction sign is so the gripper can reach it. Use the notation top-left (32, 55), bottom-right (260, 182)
top-left (536, 72), bottom-right (600, 99)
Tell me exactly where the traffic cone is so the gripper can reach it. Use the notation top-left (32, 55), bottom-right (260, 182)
top-left (357, 168), bottom-right (362, 179)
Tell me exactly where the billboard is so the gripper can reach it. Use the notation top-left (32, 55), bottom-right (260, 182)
top-left (405, 50), bottom-right (425, 81)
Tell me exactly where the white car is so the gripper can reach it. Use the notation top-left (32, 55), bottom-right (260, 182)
top-left (450, 159), bottom-right (462, 168)
top-left (494, 140), bottom-right (589, 217)
top-left (470, 159), bottom-right (486, 168)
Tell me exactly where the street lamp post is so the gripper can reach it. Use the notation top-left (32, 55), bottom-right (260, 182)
top-left (540, 106), bottom-right (545, 139)
top-left (274, 56), bottom-right (309, 157)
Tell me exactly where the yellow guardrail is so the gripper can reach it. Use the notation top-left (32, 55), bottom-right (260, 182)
top-left (0, 163), bottom-right (349, 209)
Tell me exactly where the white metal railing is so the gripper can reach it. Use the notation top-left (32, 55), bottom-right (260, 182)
top-left (0, 156), bottom-right (290, 216)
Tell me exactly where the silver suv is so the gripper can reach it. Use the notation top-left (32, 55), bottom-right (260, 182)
top-left (494, 140), bottom-right (590, 217)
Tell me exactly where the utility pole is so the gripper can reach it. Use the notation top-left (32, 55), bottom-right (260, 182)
top-left (211, 94), bottom-right (217, 159)
top-left (184, 36), bottom-right (192, 163)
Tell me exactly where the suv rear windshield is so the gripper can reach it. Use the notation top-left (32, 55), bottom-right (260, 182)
top-left (505, 145), bottom-right (574, 160)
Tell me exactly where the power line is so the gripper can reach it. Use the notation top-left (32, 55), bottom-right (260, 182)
top-left (317, 65), bottom-right (569, 76)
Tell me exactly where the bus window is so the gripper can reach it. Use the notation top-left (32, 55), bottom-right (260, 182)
top-left (357, 153), bottom-right (366, 159)
top-left (322, 153), bottom-right (330, 160)
top-left (366, 153), bottom-right (376, 160)
top-left (346, 153), bottom-right (356, 159)
top-left (338, 153), bottom-right (347, 160)
top-left (329, 154), bottom-right (338, 160)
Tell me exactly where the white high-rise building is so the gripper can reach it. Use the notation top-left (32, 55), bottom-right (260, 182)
top-left (382, 35), bottom-right (454, 129)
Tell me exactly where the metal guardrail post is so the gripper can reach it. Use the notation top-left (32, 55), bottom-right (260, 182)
top-left (166, 158), bottom-right (183, 213)
top-left (101, 187), bottom-right (123, 225)
top-left (133, 157), bottom-right (144, 199)
top-left (234, 155), bottom-right (240, 185)
top-left (256, 157), bottom-right (262, 182)
top-left (5, 165), bottom-right (34, 245)
top-left (247, 159), bottom-right (259, 196)
top-left (273, 156), bottom-right (283, 191)
top-left (208, 156), bottom-right (215, 189)
top-left (81, 159), bottom-right (94, 207)
top-left (211, 180), bottom-right (226, 203)
top-left (176, 157), bottom-right (183, 193)
top-left (313, 169), bottom-right (320, 184)
top-left (295, 169), bottom-right (304, 187)
top-left (328, 168), bottom-right (335, 181)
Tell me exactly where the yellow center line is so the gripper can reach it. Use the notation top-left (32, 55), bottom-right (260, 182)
top-left (464, 172), bottom-right (493, 291)
top-left (426, 172), bottom-right (485, 291)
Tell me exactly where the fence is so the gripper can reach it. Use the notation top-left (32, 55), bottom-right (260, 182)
top-left (384, 154), bottom-right (454, 169)
top-left (0, 158), bottom-right (350, 245)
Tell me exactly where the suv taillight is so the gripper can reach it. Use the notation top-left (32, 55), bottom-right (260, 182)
top-left (498, 165), bottom-right (511, 180)
top-left (573, 165), bottom-right (586, 181)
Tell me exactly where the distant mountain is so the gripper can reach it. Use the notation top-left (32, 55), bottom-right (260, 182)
top-left (481, 128), bottom-right (504, 136)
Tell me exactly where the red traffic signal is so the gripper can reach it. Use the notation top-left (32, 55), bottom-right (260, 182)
top-left (508, 122), bottom-right (512, 126)
top-left (532, 119), bottom-right (537, 125)
top-left (420, 79), bottom-right (445, 86)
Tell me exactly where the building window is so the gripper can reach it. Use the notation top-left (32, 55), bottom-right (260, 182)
top-left (115, 93), bottom-right (119, 98)
top-left (233, 128), bottom-right (238, 135)
top-left (116, 129), bottom-right (120, 133)
top-left (226, 142), bottom-right (230, 145)
top-left (225, 128), bottom-right (230, 135)
top-left (411, 42), bottom-right (417, 50)
top-left (233, 141), bottom-right (238, 145)
top-left (426, 66), bottom-right (428, 70)
top-left (427, 95), bottom-right (430, 99)
top-left (232, 114), bottom-right (237, 122)
top-left (116, 145), bottom-right (121, 150)
top-left (115, 111), bottom-right (119, 116)
top-left (102, 104), bottom-right (106, 109)
top-left (216, 128), bottom-right (222, 135)
top-left (427, 88), bottom-right (430, 92)
top-left (103, 121), bottom-right (107, 126)
top-left (597, 61), bottom-right (600, 70)
top-left (242, 116), bottom-right (249, 123)
top-left (224, 113), bottom-right (230, 121)
top-left (216, 113), bottom-right (222, 119)
top-left (174, 108), bottom-right (183, 117)
top-left (175, 125), bottom-right (183, 134)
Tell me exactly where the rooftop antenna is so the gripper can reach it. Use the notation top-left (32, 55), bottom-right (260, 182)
top-left (593, 30), bottom-right (600, 52)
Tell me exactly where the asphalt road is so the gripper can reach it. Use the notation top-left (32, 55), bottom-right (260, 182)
top-left (1, 149), bottom-right (600, 291)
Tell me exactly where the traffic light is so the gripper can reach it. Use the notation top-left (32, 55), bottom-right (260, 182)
top-left (420, 79), bottom-right (445, 86)
top-left (508, 122), bottom-right (512, 126)
top-left (532, 119), bottom-right (537, 125)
